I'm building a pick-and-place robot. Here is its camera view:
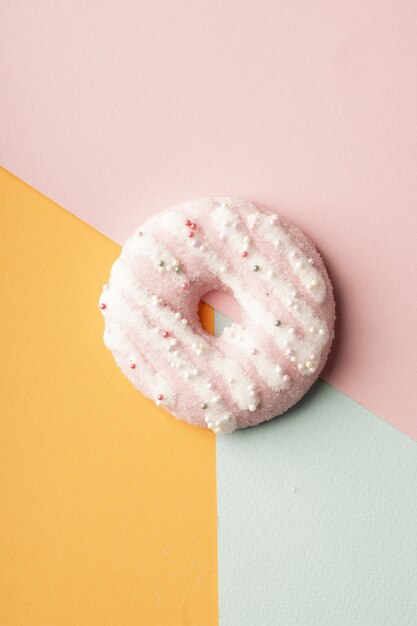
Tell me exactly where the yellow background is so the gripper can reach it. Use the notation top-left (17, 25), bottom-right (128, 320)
top-left (0, 169), bottom-right (218, 625)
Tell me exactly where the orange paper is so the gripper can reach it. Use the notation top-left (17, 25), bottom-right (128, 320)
top-left (0, 169), bottom-right (218, 625)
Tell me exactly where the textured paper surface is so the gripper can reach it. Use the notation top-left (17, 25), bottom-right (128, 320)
top-left (1, 1), bottom-right (417, 438)
top-left (0, 169), bottom-right (218, 626)
top-left (215, 311), bottom-right (417, 626)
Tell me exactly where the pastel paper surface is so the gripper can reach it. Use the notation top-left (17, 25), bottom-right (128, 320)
top-left (216, 379), bottom-right (417, 625)
top-left (1, 1), bottom-right (417, 438)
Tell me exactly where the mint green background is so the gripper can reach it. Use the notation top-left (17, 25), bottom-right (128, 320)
top-left (215, 311), bottom-right (417, 626)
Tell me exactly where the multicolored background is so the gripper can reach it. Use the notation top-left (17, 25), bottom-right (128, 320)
top-left (1, 2), bottom-right (417, 624)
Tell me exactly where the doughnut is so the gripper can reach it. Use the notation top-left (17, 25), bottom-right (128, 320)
top-left (99, 198), bottom-right (335, 433)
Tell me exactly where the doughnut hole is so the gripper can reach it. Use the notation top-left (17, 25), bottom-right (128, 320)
top-left (198, 291), bottom-right (241, 337)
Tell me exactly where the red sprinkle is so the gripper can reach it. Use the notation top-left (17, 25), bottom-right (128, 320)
top-left (99, 303), bottom-right (106, 310)
top-left (185, 219), bottom-right (192, 226)
top-left (157, 394), bottom-right (164, 401)
top-left (162, 331), bottom-right (170, 338)
top-left (130, 363), bottom-right (137, 369)
top-left (188, 231), bottom-right (194, 238)
top-left (241, 251), bottom-right (248, 257)
top-left (190, 223), bottom-right (197, 230)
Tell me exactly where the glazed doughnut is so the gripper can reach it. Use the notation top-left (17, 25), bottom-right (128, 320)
top-left (99, 198), bottom-right (335, 433)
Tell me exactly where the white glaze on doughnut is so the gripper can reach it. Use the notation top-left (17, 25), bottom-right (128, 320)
top-left (100, 198), bottom-right (335, 432)
top-left (156, 209), bottom-right (329, 369)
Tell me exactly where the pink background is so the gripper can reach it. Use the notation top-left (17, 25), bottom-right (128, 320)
top-left (1, 1), bottom-right (416, 439)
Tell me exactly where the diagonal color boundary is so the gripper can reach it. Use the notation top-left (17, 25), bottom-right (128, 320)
top-left (215, 310), bottom-right (417, 626)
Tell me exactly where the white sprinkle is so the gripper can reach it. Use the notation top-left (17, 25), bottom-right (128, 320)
top-left (174, 312), bottom-right (181, 320)
top-left (309, 327), bottom-right (316, 334)
top-left (228, 377), bottom-right (235, 384)
top-left (166, 264), bottom-right (172, 272)
top-left (207, 382), bottom-right (213, 389)
top-left (243, 235), bottom-right (250, 244)
top-left (170, 338), bottom-right (177, 347)
top-left (196, 349), bottom-right (202, 356)
top-left (289, 328), bottom-right (296, 335)
top-left (290, 356), bottom-right (297, 363)
top-left (249, 404), bottom-right (256, 412)
top-left (219, 265), bottom-right (227, 274)
top-left (318, 328), bottom-right (325, 336)
top-left (283, 374), bottom-right (290, 382)
top-left (181, 319), bottom-right (188, 326)
top-left (173, 259), bottom-right (180, 267)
